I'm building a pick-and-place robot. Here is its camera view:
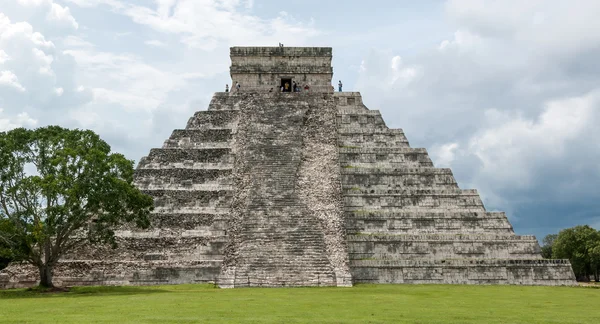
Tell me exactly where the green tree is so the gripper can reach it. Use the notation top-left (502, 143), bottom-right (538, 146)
top-left (0, 126), bottom-right (153, 288)
top-left (541, 234), bottom-right (558, 259)
top-left (0, 219), bottom-right (13, 271)
top-left (553, 225), bottom-right (600, 282)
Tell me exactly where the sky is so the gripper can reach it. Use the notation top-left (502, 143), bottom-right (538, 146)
top-left (0, 0), bottom-right (599, 240)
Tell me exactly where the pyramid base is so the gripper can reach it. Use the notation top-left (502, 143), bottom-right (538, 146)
top-left (350, 259), bottom-right (577, 286)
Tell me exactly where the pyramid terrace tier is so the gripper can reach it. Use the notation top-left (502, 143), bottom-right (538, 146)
top-left (148, 211), bottom-right (228, 230)
top-left (144, 189), bottom-right (231, 209)
top-left (347, 233), bottom-right (542, 260)
top-left (205, 93), bottom-right (243, 111)
top-left (349, 259), bottom-right (576, 285)
top-left (341, 167), bottom-right (459, 189)
top-left (162, 129), bottom-right (233, 149)
top-left (137, 148), bottom-right (234, 168)
top-left (62, 234), bottom-right (227, 260)
top-left (185, 110), bottom-right (239, 129)
top-left (343, 188), bottom-right (485, 209)
top-left (337, 110), bottom-right (387, 128)
top-left (340, 147), bottom-right (434, 168)
top-left (338, 127), bottom-right (410, 148)
top-left (0, 260), bottom-right (224, 289)
top-left (135, 168), bottom-right (232, 190)
top-left (345, 210), bottom-right (514, 234)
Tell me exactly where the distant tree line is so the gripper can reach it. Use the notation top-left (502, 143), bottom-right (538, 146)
top-left (541, 225), bottom-right (600, 282)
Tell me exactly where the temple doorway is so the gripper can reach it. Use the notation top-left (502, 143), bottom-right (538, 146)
top-left (280, 78), bottom-right (292, 92)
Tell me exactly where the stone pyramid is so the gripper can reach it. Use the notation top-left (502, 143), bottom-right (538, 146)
top-left (0, 47), bottom-right (576, 288)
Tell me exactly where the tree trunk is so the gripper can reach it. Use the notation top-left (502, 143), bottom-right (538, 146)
top-left (39, 264), bottom-right (54, 288)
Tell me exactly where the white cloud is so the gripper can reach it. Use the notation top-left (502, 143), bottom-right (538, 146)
top-left (17, 0), bottom-right (50, 6)
top-left (0, 71), bottom-right (26, 92)
top-left (54, 87), bottom-right (63, 96)
top-left (144, 39), bottom-right (167, 47)
top-left (0, 108), bottom-right (38, 131)
top-left (64, 0), bottom-right (125, 9)
top-left (0, 50), bottom-right (9, 64)
top-left (469, 90), bottom-right (598, 189)
top-left (47, 3), bottom-right (79, 29)
top-left (17, 0), bottom-right (79, 30)
top-left (66, 0), bottom-right (320, 49)
top-left (431, 142), bottom-right (459, 167)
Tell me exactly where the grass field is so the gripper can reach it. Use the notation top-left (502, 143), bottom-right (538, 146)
top-left (1, 284), bottom-right (599, 323)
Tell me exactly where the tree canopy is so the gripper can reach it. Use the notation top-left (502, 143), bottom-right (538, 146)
top-left (0, 126), bottom-right (153, 287)
top-left (540, 234), bottom-right (558, 259)
top-left (551, 225), bottom-right (600, 282)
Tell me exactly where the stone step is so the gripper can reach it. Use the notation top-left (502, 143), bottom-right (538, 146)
top-left (138, 182), bottom-right (232, 191)
top-left (149, 212), bottom-right (229, 230)
top-left (341, 162), bottom-right (435, 169)
top-left (338, 127), bottom-right (405, 134)
top-left (341, 177), bottom-right (457, 188)
top-left (163, 129), bottom-right (233, 148)
top-left (152, 206), bottom-right (230, 214)
top-left (138, 162), bottom-right (233, 170)
top-left (143, 189), bottom-right (231, 209)
top-left (338, 134), bottom-right (409, 146)
top-left (185, 110), bottom-right (238, 129)
top-left (340, 147), bottom-right (428, 154)
top-left (206, 93), bottom-right (242, 111)
top-left (338, 141), bottom-right (411, 148)
top-left (347, 234), bottom-right (542, 259)
top-left (345, 213), bottom-right (513, 234)
top-left (341, 167), bottom-right (453, 175)
top-left (340, 147), bottom-right (433, 165)
top-left (345, 210), bottom-right (513, 232)
top-left (343, 188), bottom-right (474, 195)
top-left (341, 170), bottom-right (458, 188)
top-left (347, 233), bottom-right (537, 241)
top-left (344, 190), bottom-right (484, 209)
top-left (336, 115), bottom-right (386, 128)
top-left (343, 187), bottom-right (480, 196)
top-left (337, 109), bottom-right (381, 116)
top-left (349, 259), bottom-right (576, 285)
top-left (135, 168), bottom-right (232, 189)
top-left (138, 148), bottom-right (233, 167)
top-left (346, 210), bottom-right (507, 219)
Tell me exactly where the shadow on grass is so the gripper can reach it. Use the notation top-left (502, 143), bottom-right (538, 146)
top-left (0, 285), bottom-right (171, 299)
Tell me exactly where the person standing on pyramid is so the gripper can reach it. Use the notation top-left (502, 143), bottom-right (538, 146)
top-left (225, 84), bottom-right (229, 92)
top-left (338, 80), bottom-right (343, 92)
top-left (235, 82), bottom-right (240, 91)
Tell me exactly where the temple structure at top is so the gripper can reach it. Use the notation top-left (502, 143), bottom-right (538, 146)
top-left (0, 46), bottom-right (577, 288)
top-left (229, 46), bottom-right (334, 93)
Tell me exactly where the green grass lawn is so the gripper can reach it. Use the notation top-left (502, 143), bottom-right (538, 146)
top-left (1, 284), bottom-right (599, 323)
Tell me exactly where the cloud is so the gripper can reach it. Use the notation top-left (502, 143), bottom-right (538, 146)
top-left (47, 3), bottom-right (79, 29)
top-left (0, 10), bottom-right (91, 136)
top-left (0, 108), bottom-right (38, 131)
top-left (17, 0), bottom-right (79, 30)
top-left (0, 71), bottom-right (26, 92)
top-left (144, 39), bottom-right (167, 47)
top-left (66, 0), bottom-right (320, 49)
top-left (0, 49), bottom-right (8, 64)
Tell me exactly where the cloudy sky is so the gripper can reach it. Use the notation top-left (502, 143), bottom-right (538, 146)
top-left (1, 0), bottom-right (599, 239)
